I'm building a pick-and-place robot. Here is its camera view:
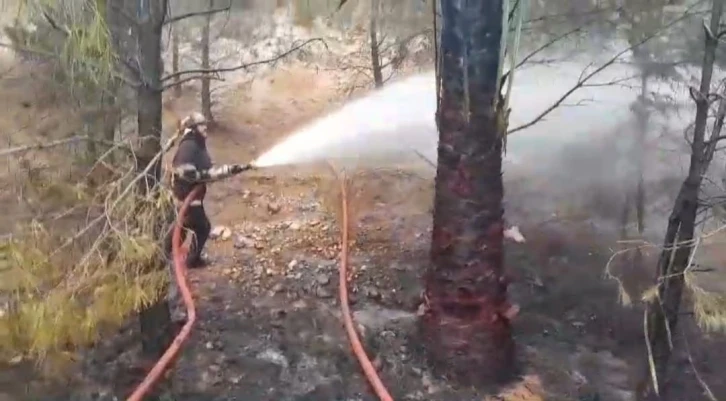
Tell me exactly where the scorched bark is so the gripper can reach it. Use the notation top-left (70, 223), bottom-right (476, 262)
top-left (421, 0), bottom-right (516, 386)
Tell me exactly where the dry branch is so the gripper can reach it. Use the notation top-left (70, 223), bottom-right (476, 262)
top-left (508, 2), bottom-right (705, 135)
top-left (160, 38), bottom-right (327, 89)
top-left (0, 135), bottom-right (132, 158)
top-left (164, 1), bottom-right (232, 26)
top-left (49, 134), bottom-right (180, 257)
top-left (514, 26), bottom-right (583, 70)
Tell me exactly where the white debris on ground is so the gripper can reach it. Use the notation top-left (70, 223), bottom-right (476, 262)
top-left (504, 225), bottom-right (526, 243)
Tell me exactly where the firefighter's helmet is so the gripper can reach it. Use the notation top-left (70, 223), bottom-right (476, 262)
top-left (181, 112), bottom-right (207, 130)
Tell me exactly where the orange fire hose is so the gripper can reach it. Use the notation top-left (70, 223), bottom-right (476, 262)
top-left (126, 186), bottom-right (201, 401)
top-left (338, 174), bottom-right (395, 401)
top-left (127, 175), bottom-right (393, 400)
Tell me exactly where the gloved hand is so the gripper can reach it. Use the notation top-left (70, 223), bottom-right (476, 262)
top-left (230, 163), bottom-right (251, 175)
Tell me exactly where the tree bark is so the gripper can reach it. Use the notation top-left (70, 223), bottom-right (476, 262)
top-left (136, 0), bottom-right (173, 361)
top-left (201, 0), bottom-right (213, 122)
top-left (369, 0), bottom-right (383, 88)
top-left (638, 0), bottom-right (724, 398)
top-left (421, 0), bottom-right (515, 386)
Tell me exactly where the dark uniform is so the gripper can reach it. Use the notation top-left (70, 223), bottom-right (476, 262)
top-left (166, 123), bottom-right (247, 268)
top-left (163, 113), bottom-right (250, 324)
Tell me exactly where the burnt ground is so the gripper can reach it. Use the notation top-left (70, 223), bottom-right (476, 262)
top-left (2, 65), bottom-right (726, 401)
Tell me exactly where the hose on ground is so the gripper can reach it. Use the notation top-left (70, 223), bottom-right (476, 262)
top-left (126, 186), bottom-right (201, 401)
top-left (338, 174), bottom-right (395, 401)
top-left (127, 176), bottom-right (393, 401)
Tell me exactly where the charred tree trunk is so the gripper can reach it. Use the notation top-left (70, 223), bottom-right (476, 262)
top-left (171, 24), bottom-right (181, 98)
top-left (136, 0), bottom-right (173, 361)
top-left (638, 0), bottom-right (723, 398)
top-left (201, 0), bottom-right (214, 122)
top-left (421, 0), bottom-right (515, 386)
top-left (369, 0), bottom-right (383, 88)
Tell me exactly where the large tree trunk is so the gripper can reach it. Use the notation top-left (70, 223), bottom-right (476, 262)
top-left (369, 0), bottom-right (383, 88)
top-left (421, 0), bottom-right (515, 386)
top-left (136, 0), bottom-right (173, 361)
top-left (638, 0), bottom-right (724, 398)
top-left (201, 0), bottom-right (213, 121)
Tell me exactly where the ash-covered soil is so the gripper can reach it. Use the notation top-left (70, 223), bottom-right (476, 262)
top-left (3, 65), bottom-right (726, 401)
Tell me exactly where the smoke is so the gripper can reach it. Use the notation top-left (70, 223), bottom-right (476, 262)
top-left (502, 57), bottom-right (701, 239)
top-left (253, 46), bottom-right (705, 240)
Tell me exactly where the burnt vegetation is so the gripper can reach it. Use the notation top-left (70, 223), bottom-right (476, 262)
top-left (0, 0), bottom-right (726, 400)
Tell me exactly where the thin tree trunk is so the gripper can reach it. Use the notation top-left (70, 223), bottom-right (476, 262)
top-left (100, 90), bottom-right (118, 163)
top-left (369, 0), bottom-right (383, 88)
top-left (171, 24), bottom-right (181, 98)
top-left (136, 0), bottom-right (173, 362)
top-left (421, 0), bottom-right (516, 386)
top-left (626, 72), bottom-right (650, 270)
top-left (638, 0), bottom-right (724, 398)
top-left (635, 72), bottom-right (649, 238)
top-left (201, 0), bottom-right (213, 122)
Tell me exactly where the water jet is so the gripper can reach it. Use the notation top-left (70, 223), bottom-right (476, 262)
top-left (250, 58), bottom-right (690, 173)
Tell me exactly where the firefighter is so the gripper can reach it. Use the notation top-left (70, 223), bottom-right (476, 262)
top-left (162, 112), bottom-right (251, 326)
top-left (166, 112), bottom-right (250, 268)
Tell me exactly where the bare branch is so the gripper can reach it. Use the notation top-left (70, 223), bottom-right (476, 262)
top-left (41, 10), bottom-right (70, 35)
top-left (508, 5), bottom-right (701, 135)
top-left (681, 327), bottom-right (718, 401)
top-left (49, 134), bottom-right (181, 256)
top-left (160, 38), bottom-right (327, 83)
top-left (164, 1), bottom-right (232, 25)
top-left (515, 26), bottom-right (582, 70)
top-left (413, 150), bottom-right (436, 168)
top-left (523, 5), bottom-right (622, 27)
top-left (162, 74), bottom-right (224, 91)
top-left (581, 75), bottom-right (640, 88)
top-left (335, 0), bottom-right (349, 12)
top-left (0, 136), bottom-right (131, 158)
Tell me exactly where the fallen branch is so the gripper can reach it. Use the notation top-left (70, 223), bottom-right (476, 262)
top-left (160, 38), bottom-right (327, 84)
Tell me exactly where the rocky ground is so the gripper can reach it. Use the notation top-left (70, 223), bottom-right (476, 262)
top-left (2, 64), bottom-right (726, 401)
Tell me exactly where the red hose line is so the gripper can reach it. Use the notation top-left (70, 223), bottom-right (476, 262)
top-left (126, 186), bottom-right (202, 401)
top-left (338, 176), bottom-right (395, 401)
top-left (126, 177), bottom-right (392, 400)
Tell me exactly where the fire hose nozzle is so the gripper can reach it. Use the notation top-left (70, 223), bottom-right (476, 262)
top-left (234, 163), bottom-right (255, 174)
